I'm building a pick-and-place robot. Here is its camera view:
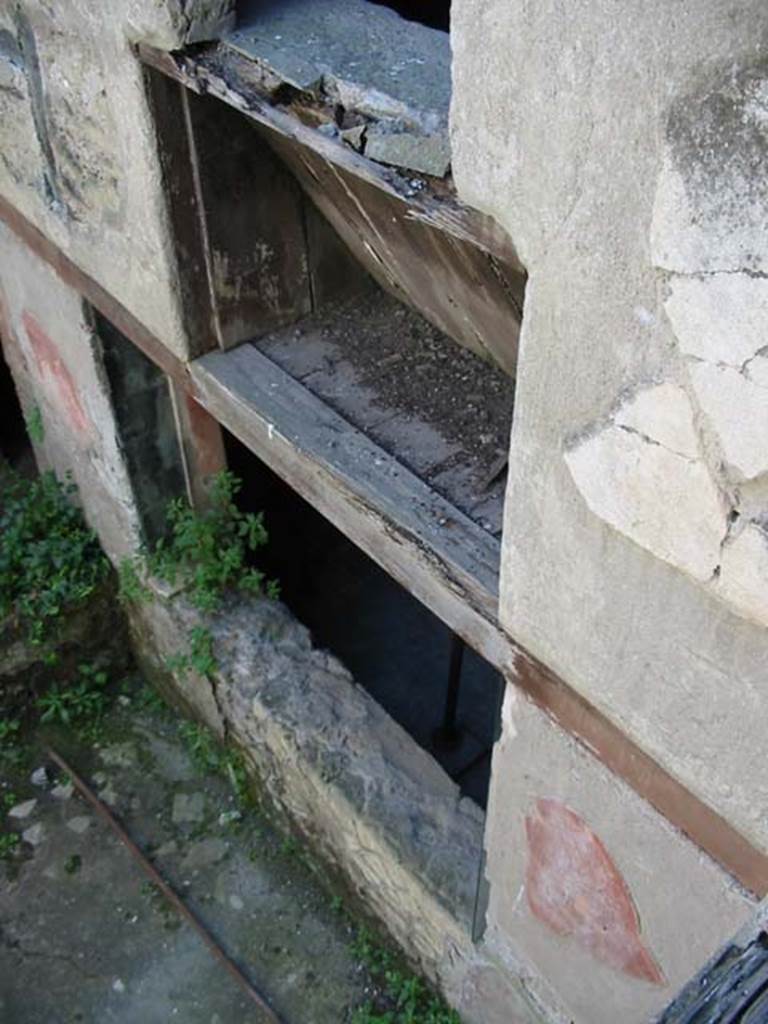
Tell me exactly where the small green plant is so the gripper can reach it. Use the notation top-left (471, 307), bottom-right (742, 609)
top-left (0, 470), bottom-right (109, 644)
top-left (117, 558), bottom-right (151, 604)
top-left (135, 684), bottom-right (167, 715)
top-left (37, 662), bottom-right (109, 732)
top-left (166, 626), bottom-right (217, 677)
top-left (179, 719), bottom-right (251, 806)
top-left (1, 790), bottom-right (17, 811)
top-left (179, 720), bottom-right (221, 772)
top-left (279, 836), bottom-right (300, 859)
top-left (350, 928), bottom-right (461, 1024)
top-left (0, 718), bottom-right (23, 768)
top-left (147, 471), bottom-right (278, 613)
top-left (64, 853), bottom-right (81, 875)
top-left (0, 832), bottom-right (20, 861)
top-left (24, 405), bottom-right (44, 444)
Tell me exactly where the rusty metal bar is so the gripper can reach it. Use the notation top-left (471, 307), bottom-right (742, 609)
top-left (46, 746), bottom-right (285, 1024)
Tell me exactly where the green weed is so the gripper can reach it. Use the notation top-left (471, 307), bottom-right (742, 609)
top-left (24, 406), bottom-right (44, 444)
top-left (0, 470), bottom-right (108, 644)
top-left (0, 719), bottom-right (23, 768)
top-left (37, 662), bottom-right (110, 735)
top-left (178, 720), bottom-right (252, 807)
top-left (64, 853), bottom-right (81, 875)
top-left (117, 558), bottom-right (151, 604)
top-left (166, 626), bottom-right (217, 678)
top-left (135, 684), bottom-right (167, 715)
top-left (0, 832), bottom-right (20, 861)
top-left (350, 928), bottom-right (461, 1024)
top-left (147, 470), bottom-right (277, 613)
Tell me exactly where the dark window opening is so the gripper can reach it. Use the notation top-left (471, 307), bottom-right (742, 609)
top-left (367, 0), bottom-right (450, 31)
top-left (95, 312), bottom-right (187, 547)
top-left (224, 428), bottom-right (503, 809)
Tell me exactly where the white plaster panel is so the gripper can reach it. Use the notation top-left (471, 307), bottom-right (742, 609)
top-left (689, 362), bottom-right (768, 481)
top-left (614, 382), bottom-right (700, 459)
top-left (716, 523), bottom-right (768, 629)
top-left (565, 425), bottom-right (723, 582)
top-left (665, 275), bottom-right (768, 368)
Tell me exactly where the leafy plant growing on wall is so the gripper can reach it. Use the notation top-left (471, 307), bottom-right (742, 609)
top-left (0, 469), bottom-right (109, 644)
top-left (120, 470), bottom-right (278, 676)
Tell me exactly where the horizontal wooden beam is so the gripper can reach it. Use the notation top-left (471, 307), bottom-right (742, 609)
top-left (189, 342), bottom-right (510, 671)
top-left (0, 193), bottom-right (189, 386)
top-left (1, 194), bottom-right (766, 896)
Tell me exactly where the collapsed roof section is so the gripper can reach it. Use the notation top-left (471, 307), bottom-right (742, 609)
top-left (225, 0), bottom-right (452, 177)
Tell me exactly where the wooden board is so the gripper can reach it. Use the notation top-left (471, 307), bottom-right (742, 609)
top-left (180, 86), bottom-right (312, 347)
top-left (189, 342), bottom-right (510, 671)
top-left (266, 129), bottom-right (522, 377)
top-left (136, 45), bottom-right (525, 272)
top-left (142, 69), bottom-right (217, 359)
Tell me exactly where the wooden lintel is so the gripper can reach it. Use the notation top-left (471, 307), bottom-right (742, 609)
top-left (0, 193), bottom-right (766, 897)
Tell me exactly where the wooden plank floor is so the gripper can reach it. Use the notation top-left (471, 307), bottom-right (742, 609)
top-left (189, 342), bottom-right (511, 675)
top-left (253, 291), bottom-right (512, 537)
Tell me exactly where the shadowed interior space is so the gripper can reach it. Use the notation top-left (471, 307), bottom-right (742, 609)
top-left (367, 0), bottom-right (450, 30)
top-left (224, 428), bottom-right (503, 809)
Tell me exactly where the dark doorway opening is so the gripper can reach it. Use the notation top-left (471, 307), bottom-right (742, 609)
top-left (0, 348), bottom-right (34, 472)
top-left (367, 0), bottom-right (450, 31)
top-left (224, 428), bottom-right (502, 809)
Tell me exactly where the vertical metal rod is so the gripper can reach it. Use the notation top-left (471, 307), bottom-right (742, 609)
top-left (442, 633), bottom-right (465, 736)
top-left (432, 634), bottom-right (465, 751)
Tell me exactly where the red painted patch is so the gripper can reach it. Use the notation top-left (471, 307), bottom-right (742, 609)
top-left (184, 393), bottom-right (226, 476)
top-left (525, 798), bottom-right (665, 984)
top-left (22, 310), bottom-right (89, 435)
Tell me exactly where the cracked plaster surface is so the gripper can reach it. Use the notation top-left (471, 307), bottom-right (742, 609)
top-left (565, 59), bottom-right (768, 628)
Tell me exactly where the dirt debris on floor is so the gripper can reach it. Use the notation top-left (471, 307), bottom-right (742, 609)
top-left (0, 675), bottom-right (455, 1024)
top-left (256, 289), bottom-right (514, 535)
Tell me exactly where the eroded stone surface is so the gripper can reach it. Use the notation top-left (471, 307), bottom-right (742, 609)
top-left (129, 591), bottom-right (541, 1024)
top-left (224, 0), bottom-right (451, 175)
top-left (652, 61), bottom-right (768, 275)
top-left (565, 425), bottom-right (723, 581)
top-left (171, 791), bottom-right (206, 824)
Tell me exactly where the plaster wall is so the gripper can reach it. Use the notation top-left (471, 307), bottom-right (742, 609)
top-left (450, 3), bottom-right (768, 850)
top-left (0, 221), bottom-right (142, 559)
top-left (482, 688), bottom-right (754, 1024)
top-left (0, 0), bottom-right (234, 360)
